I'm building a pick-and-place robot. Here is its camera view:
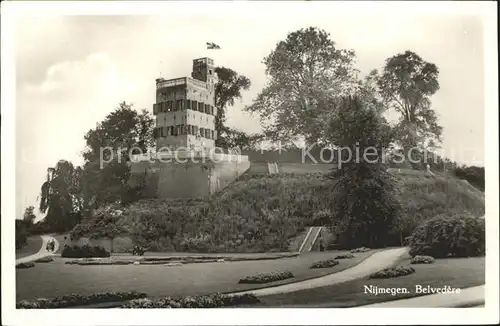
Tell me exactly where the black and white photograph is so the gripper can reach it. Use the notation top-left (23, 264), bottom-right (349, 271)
top-left (1, 1), bottom-right (498, 325)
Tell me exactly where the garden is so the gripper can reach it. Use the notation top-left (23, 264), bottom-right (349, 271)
top-left (16, 249), bottom-right (375, 302)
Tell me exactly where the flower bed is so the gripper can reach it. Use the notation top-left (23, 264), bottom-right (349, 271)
top-left (16, 291), bottom-right (147, 309)
top-left (35, 256), bottom-right (54, 263)
top-left (310, 259), bottom-right (340, 269)
top-left (61, 244), bottom-right (110, 258)
top-left (334, 253), bottom-right (355, 259)
top-left (238, 271), bottom-right (294, 284)
top-left (16, 262), bottom-right (35, 269)
top-left (410, 255), bottom-right (435, 264)
top-left (350, 247), bottom-right (371, 253)
top-left (369, 266), bottom-right (415, 279)
top-left (65, 258), bottom-right (131, 265)
top-left (121, 293), bottom-right (259, 308)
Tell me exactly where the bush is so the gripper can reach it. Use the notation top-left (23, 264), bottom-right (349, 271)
top-left (15, 220), bottom-right (29, 250)
top-left (16, 262), bottom-right (35, 269)
top-left (350, 247), bottom-right (371, 253)
top-left (408, 214), bottom-right (485, 258)
top-left (369, 266), bottom-right (415, 279)
top-left (238, 271), bottom-right (294, 284)
top-left (61, 244), bottom-right (111, 258)
top-left (16, 291), bottom-right (146, 309)
top-left (121, 293), bottom-right (259, 308)
top-left (335, 253), bottom-right (355, 259)
top-left (410, 255), bottom-right (435, 264)
top-left (70, 204), bottom-right (125, 240)
top-left (34, 256), bottom-right (54, 263)
top-left (310, 259), bottom-right (340, 269)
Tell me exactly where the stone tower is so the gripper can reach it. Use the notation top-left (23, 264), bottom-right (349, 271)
top-left (153, 58), bottom-right (218, 153)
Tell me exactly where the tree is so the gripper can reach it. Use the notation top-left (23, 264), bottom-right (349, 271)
top-left (245, 27), bottom-right (359, 144)
top-left (326, 96), bottom-right (401, 249)
top-left (375, 50), bottom-right (442, 166)
top-left (214, 67), bottom-right (251, 149)
top-left (39, 160), bottom-right (82, 232)
top-left (218, 127), bottom-right (264, 151)
top-left (22, 206), bottom-right (36, 226)
top-left (81, 102), bottom-right (154, 208)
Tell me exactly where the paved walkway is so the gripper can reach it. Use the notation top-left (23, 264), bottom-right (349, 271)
top-left (359, 285), bottom-right (485, 308)
top-left (229, 247), bottom-right (408, 297)
top-left (16, 235), bottom-right (59, 264)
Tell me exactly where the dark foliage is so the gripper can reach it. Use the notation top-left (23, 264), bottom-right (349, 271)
top-left (122, 293), bottom-right (260, 308)
top-left (327, 97), bottom-right (402, 249)
top-left (309, 259), bottom-right (340, 269)
top-left (238, 271), bottom-right (294, 284)
top-left (410, 255), bottom-right (435, 264)
top-left (61, 244), bottom-right (111, 258)
top-left (16, 262), bottom-right (35, 269)
top-left (17, 291), bottom-right (146, 309)
top-left (15, 220), bottom-right (29, 250)
top-left (408, 214), bottom-right (485, 258)
top-left (369, 266), bottom-right (415, 279)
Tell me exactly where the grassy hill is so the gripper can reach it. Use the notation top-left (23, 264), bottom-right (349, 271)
top-left (71, 168), bottom-right (485, 253)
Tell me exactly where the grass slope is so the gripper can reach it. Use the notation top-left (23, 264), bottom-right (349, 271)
top-left (71, 171), bottom-right (485, 253)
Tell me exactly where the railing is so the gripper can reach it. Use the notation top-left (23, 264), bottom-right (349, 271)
top-left (187, 77), bottom-right (207, 89)
top-left (156, 77), bottom-right (187, 89)
top-left (156, 77), bottom-right (208, 90)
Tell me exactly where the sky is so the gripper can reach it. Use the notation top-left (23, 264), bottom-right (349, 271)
top-left (13, 6), bottom-right (486, 220)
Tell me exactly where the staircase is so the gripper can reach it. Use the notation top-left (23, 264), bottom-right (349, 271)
top-left (298, 226), bottom-right (323, 252)
top-left (267, 162), bottom-right (279, 174)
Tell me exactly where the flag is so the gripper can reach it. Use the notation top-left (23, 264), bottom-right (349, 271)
top-left (206, 42), bottom-right (221, 50)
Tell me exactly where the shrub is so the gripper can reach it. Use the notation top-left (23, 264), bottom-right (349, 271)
top-left (15, 220), bottom-right (29, 250)
top-left (369, 266), bottom-right (415, 279)
top-left (61, 244), bottom-right (111, 258)
top-left (335, 253), bottom-right (355, 259)
top-left (34, 256), bottom-right (54, 263)
top-left (410, 255), bottom-right (435, 264)
top-left (238, 271), bottom-right (294, 284)
top-left (16, 262), bottom-right (35, 269)
top-left (310, 259), bottom-right (340, 269)
top-left (121, 293), bottom-right (259, 308)
top-left (70, 204), bottom-right (125, 240)
top-left (350, 247), bottom-right (371, 253)
top-left (408, 214), bottom-right (485, 258)
top-left (16, 291), bottom-right (146, 309)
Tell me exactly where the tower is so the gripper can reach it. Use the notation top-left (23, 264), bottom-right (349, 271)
top-left (191, 57), bottom-right (218, 93)
top-left (153, 58), bottom-right (218, 154)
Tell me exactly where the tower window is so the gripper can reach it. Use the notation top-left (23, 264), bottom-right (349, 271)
top-left (209, 69), bottom-right (213, 75)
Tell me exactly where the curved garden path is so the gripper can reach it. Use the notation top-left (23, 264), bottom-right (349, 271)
top-left (15, 235), bottom-right (59, 264)
top-left (229, 247), bottom-right (408, 297)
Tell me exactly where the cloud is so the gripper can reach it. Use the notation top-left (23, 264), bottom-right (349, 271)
top-left (16, 52), bottom-right (149, 219)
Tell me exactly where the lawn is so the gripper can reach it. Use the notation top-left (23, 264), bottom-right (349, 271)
top-left (16, 250), bottom-right (374, 301)
top-left (16, 236), bottom-right (43, 259)
top-left (256, 253), bottom-right (485, 307)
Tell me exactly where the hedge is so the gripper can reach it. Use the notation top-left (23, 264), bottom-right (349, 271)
top-left (369, 266), bottom-right (415, 279)
top-left (310, 259), bottom-right (340, 269)
top-left (61, 244), bottom-right (111, 258)
top-left (16, 262), bottom-right (35, 269)
top-left (409, 214), bottom-right (485, 258)
top-left (17, 291), bottom-right (147, 309)
top-left (410, 255), bottom-right (435, 264)
top-left (334, 253), bottom-right (355, 259)
top-left (121, 293), bottom-right (260, 308)
top-left (238, 271), bottom-right (294, 284)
